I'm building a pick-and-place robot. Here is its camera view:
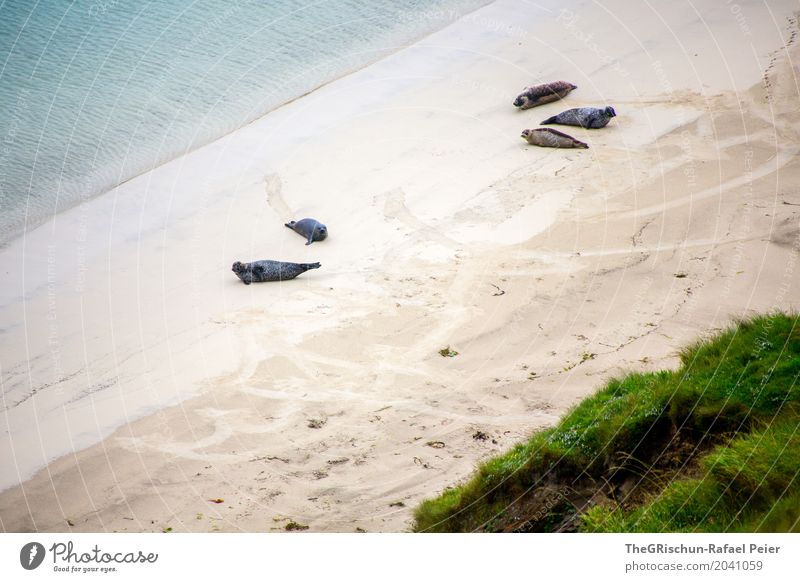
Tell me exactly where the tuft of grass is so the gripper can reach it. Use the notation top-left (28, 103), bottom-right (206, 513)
top-left (582, 415), bottom-right (800, 532)
top-left (413, 313), bottom-right (800, 532)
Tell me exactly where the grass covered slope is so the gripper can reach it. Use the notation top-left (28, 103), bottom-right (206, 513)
top-left (414, 313), bottom-right (800, 532)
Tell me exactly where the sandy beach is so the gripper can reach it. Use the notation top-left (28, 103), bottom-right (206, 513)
top-left (1, 0), bottom-right (799, 533)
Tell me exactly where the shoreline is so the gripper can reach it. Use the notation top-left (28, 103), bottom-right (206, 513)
top-left (0, 1), bottom-right (493, 249)
top-left (2, 0), bottom-right (799, 531)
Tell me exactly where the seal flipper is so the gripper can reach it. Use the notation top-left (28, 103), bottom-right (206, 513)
top-left (540, 115), bottom-right (558, 125)
top-left (305, 232), bottom-right (313, 245)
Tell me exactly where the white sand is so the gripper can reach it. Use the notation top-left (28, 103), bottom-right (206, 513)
top-left (1, 0), bottom-right (799, 532)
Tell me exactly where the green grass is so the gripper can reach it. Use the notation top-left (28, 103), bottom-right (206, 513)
top-left (413, 313), bottom-right (800, 532)
top-left (581, 417), bottom-right (800, 532)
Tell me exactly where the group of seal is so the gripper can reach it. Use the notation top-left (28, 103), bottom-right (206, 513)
top-left (231, 217), bottom-right (328, 284)
top-left (513, 81), bottom-right (617, 149)
top-left (230, 81), bottom-right (613, 284)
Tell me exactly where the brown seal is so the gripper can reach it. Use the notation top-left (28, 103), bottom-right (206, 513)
top-left (521, 128), bottom-right (588, 149)
top-left (513, 81), bottom-right (577, 110)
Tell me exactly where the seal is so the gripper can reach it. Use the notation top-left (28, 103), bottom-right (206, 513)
top-left (285, 218), bottom-right (328, 245)
top-left (541, 106), bottom-right (616, 129)
top-left (231, 259), bottom-right (321, 284)
top-left (513, 81), bottom-right (577, 110)
top-left (521, 128), bottom-right (588, 149)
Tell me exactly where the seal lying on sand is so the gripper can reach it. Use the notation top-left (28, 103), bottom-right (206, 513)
top-left (513, 81), bottom-right (577, 110)
top-left (541, 106), bottom-right (616, 129)
top-left (521, 128), bottom-right (588, 149)
top-left (232, 260), bottom-right (321, 284)
top-left (285, 218), bottom-right (328, 245)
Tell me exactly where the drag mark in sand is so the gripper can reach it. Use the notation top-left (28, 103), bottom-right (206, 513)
top-left (116, 408), bottom-right (280, 462)
top-left (609, 147), bottom-right (798, 221)
top-left (513, 234), bottom-right (766, 263)
top-left (379, 188), bottom-right (461, 249)
top-left (264, 174), bottom-right (292, 221)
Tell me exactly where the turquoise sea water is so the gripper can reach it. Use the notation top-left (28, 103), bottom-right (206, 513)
top-left (0, 0), bottom-right (487, 244)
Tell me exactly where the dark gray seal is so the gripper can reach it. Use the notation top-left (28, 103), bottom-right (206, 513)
top-left (541, 106), bottom-right (616, 129)
top-left (521, 128), bottom-right (588, 149)
top-left (232, 260), bottom-right (321, 284)
top-left (285, 218), bottom-right (328, 245)
top-left (513, 81), bottom-right (577, 110)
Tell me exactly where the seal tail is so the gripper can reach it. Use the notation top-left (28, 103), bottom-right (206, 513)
top-left (540, 115), bottom-right (558, 125)
top-left (304, 262), bottom-right (321, 270)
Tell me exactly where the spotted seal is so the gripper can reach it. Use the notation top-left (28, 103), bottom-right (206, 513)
top-left (285, 218), bottom-right (328, 245)
top-left (231, 260), bottom-right (321, 284)
top-left (521, 128), bottom-right (588, 149)
top-left (541, 106), bottom-right (616, 129)
top-left (513, 81), bottom-right (577, 110)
